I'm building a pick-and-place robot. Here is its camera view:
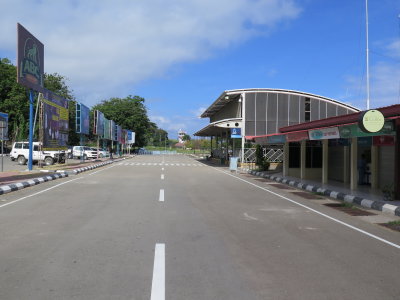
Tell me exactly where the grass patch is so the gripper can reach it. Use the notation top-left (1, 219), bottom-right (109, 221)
top-left (388, 220), bottom-right (400, 226)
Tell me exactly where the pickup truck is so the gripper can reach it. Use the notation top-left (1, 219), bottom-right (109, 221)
top-left (10, 142), bottom-right (66, 165)
top-left (72, 146), bottom-right (97, 159)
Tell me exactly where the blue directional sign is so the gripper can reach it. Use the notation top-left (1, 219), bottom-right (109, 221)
top-left (231, 128), bottom-right (241, 139)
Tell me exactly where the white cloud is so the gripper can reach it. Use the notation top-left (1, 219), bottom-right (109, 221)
top-left (0, 0), bottom-right (301, 106)
top-left (343, 60), bottom-right (400, 109)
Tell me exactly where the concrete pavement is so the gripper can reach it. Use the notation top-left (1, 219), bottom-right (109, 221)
top-left (1, 154), bottom-right (400, 299)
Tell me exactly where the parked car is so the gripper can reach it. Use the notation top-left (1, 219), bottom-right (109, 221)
top-left (10, 142), bottom-right (66, 165)
top-left (90, 148), bottom-right (109, 158)
top-left (72, 146), bottom-right (97, 159)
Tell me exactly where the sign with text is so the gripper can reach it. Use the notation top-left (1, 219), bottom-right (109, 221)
top-left (42, 90), bottom-right (69, 150)
top-left (0, 112), bottom-right (9, 141)
top-left (339, 122), bottom-right (394, 138)
top-left (230, 128), bottom-right (241, 138)
top-left (17, 23), bottom-right (44, 92)
top-left (309, 127), bottom-right (340, 140)
top-left (286, 131), bottom-right (309, 142)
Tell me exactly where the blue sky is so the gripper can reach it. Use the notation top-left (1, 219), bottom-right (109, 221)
top-left (0, 0), bottom-right (399, 140)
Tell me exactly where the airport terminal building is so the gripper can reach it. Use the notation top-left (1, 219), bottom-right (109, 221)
top-left (195, 88), bottom-right (359, 161)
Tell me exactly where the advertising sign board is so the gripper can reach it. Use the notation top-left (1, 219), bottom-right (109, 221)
top-left (76, 103), bottom-right (90, 135)
top-left (309, 127), bottom-right (340, 140)
top-left (0, 113), bottom-right (9, 141)
top-left (42, 90), bottom-right (69, 150)
top-left (103, 118), bottom-right (111, 140)
top-left (110, 120), bottom-right (116, 141)
top-left (17, 23), bottom-right (44, 92)
top-left (117, 125), bottom-right (122, 143)
top-left (373, 135), bottom-right (395, 146)
top-left (286, 131), bottom-right (309, 142)
top-left (267, 134), bottom-right (286, 144)
top-left (127, 131), bottom-right (135, 144)
top-left (339, 121), bottom-right (394, 138)
top-left (93, 110), bottom-right (105, 137)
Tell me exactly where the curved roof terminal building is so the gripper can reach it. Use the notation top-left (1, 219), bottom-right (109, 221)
top-left (195, 88), bottom-right (360, 139)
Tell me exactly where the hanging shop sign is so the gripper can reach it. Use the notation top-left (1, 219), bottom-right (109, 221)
top-left (328, 138), bottom-right (349, 147)
top-left (339, 121), bottom-right (394, 138)
top-left (286, 131), bottom-right (309, 142)
top-left (358, 109), bottom-right (385, 133)
top-left (357, 136), bottom-right (372, 146)
top-left (267, 134), bottom-right (286, 144)
top-left (42, 90), bottom-right (69, 150)
top-left (17, 23), bottom-right (44, 92)
top-left (254, 136), bottom-right (268, 145)
top-left (230, 128), bottom-right (241, 139)
top-left (308, 127), bottom-right (340, 140)
top-left (373, 135), bottom-right (395, 146)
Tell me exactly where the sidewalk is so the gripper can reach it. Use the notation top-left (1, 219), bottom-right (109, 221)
top-left (241, 168), bottom-right (400, 217)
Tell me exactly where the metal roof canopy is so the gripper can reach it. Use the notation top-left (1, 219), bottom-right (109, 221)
top-left (200, 88), bottom-right (360, 119)
top-left (194, 118), bottom-right (242, 137)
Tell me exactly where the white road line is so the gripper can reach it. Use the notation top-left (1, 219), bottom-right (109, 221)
top-left (216, 168), bottom-right (400, 250)
top-left (0, 164), bottom-right (116, 209)
top-left (159, 189), bottom-right (164, 202)
top-left (151, 243), bottom-right (165, 300)
top-left (161, 174), bottom-right (164, 180)
top-left (161, 167), bottom-right (164, 171)
top-left (0, 177), bottom-right (82, 209)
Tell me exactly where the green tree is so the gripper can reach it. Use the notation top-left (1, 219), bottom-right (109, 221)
top-left (93, 95), bottom-right (156, 147)
top-left (0, 58), bottom-right (30, 142)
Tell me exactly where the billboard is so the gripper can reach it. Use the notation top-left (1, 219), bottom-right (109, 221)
top-left (127, 130), bottom-right (135, 144)
top-left (110, 120), bottom-right (116, 141)
top-left (93, 110), bottom-right (105, 137)
top-left (42, 90), bottom-right (69, 150)
top-left (17, 23), bottom-right (44, 92)
top-left (103, 117), bottom-right (111, 140)
top-left (116, 125), bottom-right (122, 143)
top-left (0, 112), bottom-right (9, 141)
top-left (76, 103), bottom-right (90, 135)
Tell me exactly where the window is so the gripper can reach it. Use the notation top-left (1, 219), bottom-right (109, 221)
top-left (306, 141), bottom-right (322, 168)
top-left (305, 97), bottom-right (311, 122)
top-left (14, 143), bottom-right (22, 149)
top-left (289, 143), bottom-right (301, 168)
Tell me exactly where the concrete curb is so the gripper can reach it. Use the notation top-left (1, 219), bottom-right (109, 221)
top-left (0, 173), bottom-right (69, 195)
top-left (248, 170), bottom-right (400, 217)
top-left (71, 160), bottom-right (115, 174)
top-left (0, 158), bottom-right (126, 195)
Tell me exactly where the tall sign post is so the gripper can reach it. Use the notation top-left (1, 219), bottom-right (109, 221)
top-left (17, 23), bottom-right (44, 170)
top-left (0, 113), bottom-right (9, 172)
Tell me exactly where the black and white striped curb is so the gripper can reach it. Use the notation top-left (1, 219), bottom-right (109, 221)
top-left (71, 160), bottom-right (115, 174)
top-left (249, 170), bottom-right (400, 217)
top-left (0, 173), bottom-right (69, 195)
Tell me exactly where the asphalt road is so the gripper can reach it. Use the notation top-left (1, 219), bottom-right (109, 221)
top-left (0, 154), bottom-right (400, 299)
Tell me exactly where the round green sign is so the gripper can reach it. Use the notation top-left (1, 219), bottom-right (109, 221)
top-left (358, 110), bottom-right (385, 133)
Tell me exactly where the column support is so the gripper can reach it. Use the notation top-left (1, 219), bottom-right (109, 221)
top-left (300, 140), bottom-right (306, 180)
top-left (283, 142), bottom-right (289, 176)
top-left (350, 137), bottom-right (358, 190)
top-left (322, 139), bottom-right (328, 184)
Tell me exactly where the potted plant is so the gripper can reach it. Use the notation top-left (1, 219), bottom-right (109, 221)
top-left (382, 183), bottom-right (395, 201)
